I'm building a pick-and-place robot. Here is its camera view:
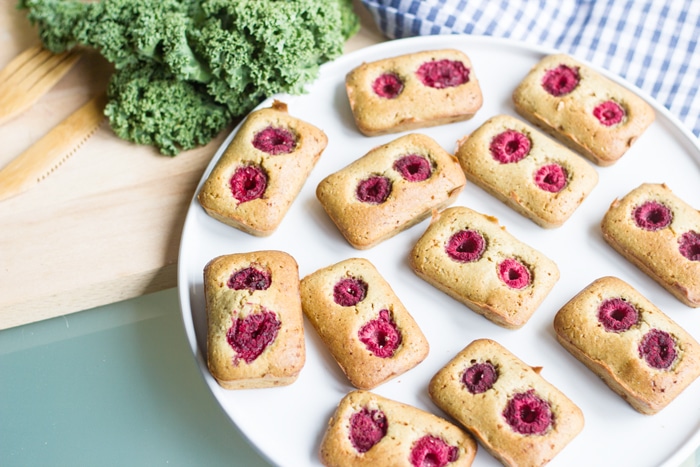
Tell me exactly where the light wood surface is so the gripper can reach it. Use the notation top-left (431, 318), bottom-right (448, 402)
top-left (0, 0), bottom-right (385, 330)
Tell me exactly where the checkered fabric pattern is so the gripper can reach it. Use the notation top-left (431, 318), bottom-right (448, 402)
top-left (361, 0), bottom-right (700, 139)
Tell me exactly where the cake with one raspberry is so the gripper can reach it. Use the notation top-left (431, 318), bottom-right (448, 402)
top-left (512, 54), bottom-right (655, 166)
top-left (553, 276), bottom-right (700, 414)
top-left (197, 100), bottom-right (328, 236)
top-left (345, 49), bottom-right (483, 136)
top-left (601, 183), bottom-right (700, 307)
top-left (316, 133), bottom-right (466, 249)
top-left (204, 251), bottom-right (305, 389)
top-left (410, 206), bottom-right (559, 329)
top-left (455, 114), bottom-right (599, 228)
top-left (300, 258), bottom-right (429, 389)
top-left (429, 339), bottom-right (584, 466)
top-left (320, 390), bottom-right (478, 467)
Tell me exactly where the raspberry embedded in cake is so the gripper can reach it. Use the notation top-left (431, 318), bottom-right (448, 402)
top-left (228, 266), bottom-right (271, 291)
top-left (393, 154), bottom-right (432, 182)
top-left (679, 231), bottom-right (700, 261)
top-left (416, 59), bottom-right (470, 89)
top-left (498, 258), bottom-right (531, 289)
top-left (597, 298), bottom-right (638, 332)
top-left (462, 361), bottom-right (498, 394)
top-left (230, 165), bottom-right (267, 203)
top-left (593, 100), bottom-right (626, 126)
top-left (541, 64), bottom-right (580, 96)
top-left (446, 229), bottom-right (486, 263)
top-left (356, 175), bottom-right (392, 204)
top-left (349, 407), bottom-right (388, 453)
top-left (639, 329), bottom-right (677, 369)
top-left (251, 126), bottom-right (297, 154)
top-left (502, 390), bottom-right (553, 435)
top-left (534, 163), bottom-right (568, 192)
top-left (358, 310), bottom-right (402, 358)
top-left (409, 435), bottom-right (459, 467)
top-left (372, 73), bottom-right (404, 99)
top-left (333, 277), bottom-right (368, 306)
top-left (226, 311), bottom-right (280, 364)
top-left (490, 130), bottom-right (531, 164)
top-left (633, 200), bottom-right (673, 231)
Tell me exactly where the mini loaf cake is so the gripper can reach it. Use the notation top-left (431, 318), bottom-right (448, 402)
top-left (316, 133), bottom-right (466, 249)
top-left (512, 54), bottom-right (655, 166)
top-left (553, 276), bottom-right (700, 414)
top-left (300, 258), bottom-right (429, 389)
top-left (410, 206), bottom-right (559, 329)
top-left (197, 100), bottom-right (328, 236)
top-left (345, 49), bottom-right (483, 136)
top-left (204, 250), bottom-right (305, 389)
top-left (320, 390), bottom-right (478, 467)
top-left (601, 183), bottom-right (700, 307)
top-left (429, 339), bottom-right (584, 467)
top-left (455, 114), bottom-right (599, 228)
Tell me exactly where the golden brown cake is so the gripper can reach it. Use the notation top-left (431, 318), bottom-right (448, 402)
top-left (197, 100), bottom-right (328, 236)
top-left (316, 133), bottom-right (466, 249)
top-left (300, 258), bottom-right (429, 389)
top-left (553, 276), bottom-right (700, 414)
top-left (204, 250), bottom-right (305, 389)
top-left (345, 49), bottom-right (483, 136)
top-left (601, 183), bottom-right (700, 307)
top-left (455, 114), bottom-right (599, 228)
top-left (512, 54), bottom-right (655, 166)
top-left (320, 390), bottom-right (477, 467)
top-left (410, 206), bottom-right (559, 329)
top-left (429, 339), bottom-right (584, 467)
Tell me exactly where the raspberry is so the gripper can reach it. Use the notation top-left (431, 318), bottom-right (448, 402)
top-left (358, 310), bottom-right (402, 358)
top-left (333, 277), bottom-right (368, 306)
top-left (251, 126), bottom-right (296, 154)
top-left (226, 311), bottom-right (280, 364)
top-left (416, 59), bottom-right (470, 89)
top-left (502, 390), bottom-right (553, 435)
top-left (639, 329), bottom-right (677, 369)
top-left (498, 259), bottom-right (531, 289)
top-left (633, 201), bottom-right (673, 231)
top-left (230, 165), bottom-right (267, 203)
top-left (462, 361), bottom-right (498, 394)
top-left (542, 64), bottom-right (580, 96)
top-left (679, 231), bottom-right (700, 261)
top-left (349, 407), bottom-right (387, 453)
top-left (356, 176), bottom-right (392, 204)
top-left (490, 130), bottom-right (531, 164)
top-left (228, 267), bottom-right (271, 291)
top-left (446, 230), bottom-right (486, 263)
top-left (593, 100), bottom-right (625, 126)
top-left (533, 163), bottom-right (568, 192)
top-left (409, 435), bottom-right (458, 467)
top-left (393, 154), bottom-right (432, 182)
top-left (372, 73), bottom-right (404, 99)
top-left (597, 298), bottom-right (638, 332)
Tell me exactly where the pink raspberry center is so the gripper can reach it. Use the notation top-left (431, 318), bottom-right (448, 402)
top-left (541, 64), bottom-right (580, 96)
top-left (503, 390), bottom-right (553, 435)
top-left (356, 175), bottom-right (392, 204)
top-left (597, 298), bottom-right (638, 332)
top-left (349, 407), bottom-right (387, 453)
top-left (230, 165), bottom-right (267, 203)
top-left (462, 361), bottom-right (498, 394)
top-left (333, 277), bottom-right (368, 306)
top-left (639, 329), bottom-right (677, 369)
top-left (446, 229), bottom-right (486, 263)
top-left (394, 154), bottom-right (432, 182)
top-left (534, 163), bottom-right (568, 192)
top-left (358, 310), bottom-right (402, 358)
top-left (633, 201), bottom-right (673, 231)
top-left (679, 231), bottom-right (700, 261)
top-left (490, 130), bottom-right (531, 164)
top-left (227, 267), bottom-right (271, 291)
top-left (416, 59), bottom-right (470, 89)
top-left (372, 73), bottom-right (404, 99)
top-left (226, 311), bottom-right (280, 364)
top-left (251, 126), bottom-right (296, 154)
top-left (498, 258), bottom-right (531, 289)
top-left (593, 100), bottom-right (625, 126)
top-left (409, 435), bottom-right (459, 467)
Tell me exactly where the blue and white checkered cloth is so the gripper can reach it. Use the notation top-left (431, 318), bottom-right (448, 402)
top-left (361, 0), bottom-right (700, 139)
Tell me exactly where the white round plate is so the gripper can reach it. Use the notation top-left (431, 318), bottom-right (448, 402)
top-left (178, 35), bottom-right (700, 467)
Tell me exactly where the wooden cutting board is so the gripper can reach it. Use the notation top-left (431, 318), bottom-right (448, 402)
top-left (0, 0), bottom-right (385, 330)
